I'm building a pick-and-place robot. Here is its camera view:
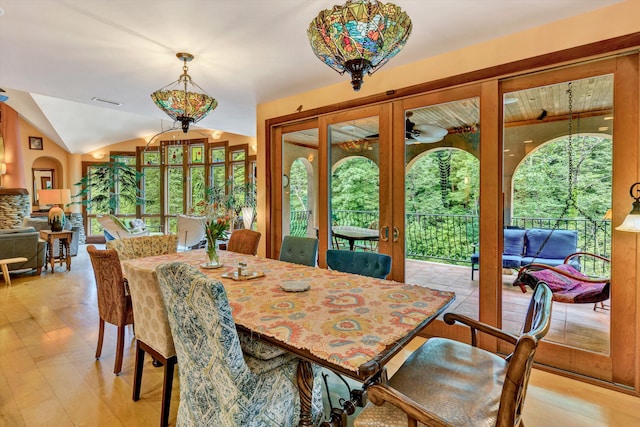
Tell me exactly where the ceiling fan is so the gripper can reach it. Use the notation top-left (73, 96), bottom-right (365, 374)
top-left (404, 112), bottom-right (448, 144)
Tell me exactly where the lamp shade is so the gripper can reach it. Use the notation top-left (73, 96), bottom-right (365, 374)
top-left (308, 0), bottom-right (412, 91)
top-left (151, 52), bottom-right (218, 133)
top-left (616, 182), bottom-right (640, 232)
top-left (38, 189), bottom-right (71, 206)
top-left (616, 213), bottom-right (640, 232)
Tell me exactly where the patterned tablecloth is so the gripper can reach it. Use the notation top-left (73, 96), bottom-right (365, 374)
top-left (123, 249), bottom-right (455, 374)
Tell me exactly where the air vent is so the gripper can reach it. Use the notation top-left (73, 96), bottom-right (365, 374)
top-left (92, 97), bottom-right (123, 106)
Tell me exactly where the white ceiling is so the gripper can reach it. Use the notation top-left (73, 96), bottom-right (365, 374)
top-left (0, 0), bottom-right (622, 154)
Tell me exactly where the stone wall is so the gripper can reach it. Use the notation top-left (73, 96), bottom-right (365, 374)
top-left (0, 188), bottom-right (31, 229)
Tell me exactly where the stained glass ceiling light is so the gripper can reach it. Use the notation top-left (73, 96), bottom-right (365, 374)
top-left (151, 52), bottom-right (218, 133)
top-left (308, 0), bottom-right (412, 91)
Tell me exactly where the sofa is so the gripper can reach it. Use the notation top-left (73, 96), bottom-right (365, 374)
top-left (0, 227), bottom-right (47, 275)
top-left (22, 217), bottom-right (80, 257)
top-left (470, 228), bottom-right (579, 280)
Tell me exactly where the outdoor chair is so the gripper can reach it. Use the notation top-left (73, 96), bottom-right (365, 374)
top-left (513, 251), bottom-right (610, 310)
top-left (155, 262), bottom-right (323, 426)
top-left (176, 214), bottom-right (206, 250)
top-left (87, 245), bottom-right (134, 375)
top-left (227, 229), bottom-right (261, 255)
top-left (355, 282), bottom-right (553, 427)
top-left (97, 214), bottom-right (149, 240)
top-left (326, 249), bottom-right (391, 279)
top-left (279, 235), bottom-right (318, 267)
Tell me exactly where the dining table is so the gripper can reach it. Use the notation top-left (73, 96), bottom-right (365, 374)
top-left (332, 225), bottom-right (380, 251)
top-left (122, 249), bottom-right (455, 427)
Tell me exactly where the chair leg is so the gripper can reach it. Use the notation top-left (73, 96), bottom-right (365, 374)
top-left (114, 325), bottom-right (126, 375)
top-left (95, 318), bottom-right (105, 359)
top-left (133, 340), bottom-right (145, 401)
top-left (161, 356), bottom-right (177, 427)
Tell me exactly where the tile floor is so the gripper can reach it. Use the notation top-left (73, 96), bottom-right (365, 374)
top-left (405, 259), bottom-right (611, 354)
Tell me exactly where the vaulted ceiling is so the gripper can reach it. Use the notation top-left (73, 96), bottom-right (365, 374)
top-left (0, 0), bottom-right (622, 154)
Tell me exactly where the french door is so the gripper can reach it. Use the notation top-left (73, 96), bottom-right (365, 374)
top-left (270, 55), bottom-right (639, 388)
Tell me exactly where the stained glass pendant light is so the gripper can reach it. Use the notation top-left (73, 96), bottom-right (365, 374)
top-left (308, 0), bottom-right (412, 91)
top-left (151, 52), bottom-right (218, 133)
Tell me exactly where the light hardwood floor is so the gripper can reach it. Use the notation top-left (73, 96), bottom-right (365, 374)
top-left (1, 246), bottom-right (638, 426)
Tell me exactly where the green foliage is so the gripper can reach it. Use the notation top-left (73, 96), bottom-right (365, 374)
top-left (331, 157), bottom-right (379, 212)
top-left (406, 149), bottom-right (479, 215)
top-left (73, 156), bottom-right (146, 214)
top-left (513, 136), bottom-right (612, 219)
top-left (289, 159), bottom-right (308, 212)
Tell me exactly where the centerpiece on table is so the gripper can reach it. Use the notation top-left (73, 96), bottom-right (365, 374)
top-left (203, 204), bottom-right (230, 268)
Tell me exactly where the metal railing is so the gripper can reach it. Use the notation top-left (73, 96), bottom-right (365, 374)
top-left (289, 210), bottom-right (312, 237)
top-left (290, 210), bottom-right (612, 267)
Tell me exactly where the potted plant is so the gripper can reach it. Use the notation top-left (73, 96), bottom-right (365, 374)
top-left (73, 155), bottom-right (145, 214)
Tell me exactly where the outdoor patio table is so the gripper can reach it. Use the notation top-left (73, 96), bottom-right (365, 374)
top-left (332, 225), bottom-right (380, 251)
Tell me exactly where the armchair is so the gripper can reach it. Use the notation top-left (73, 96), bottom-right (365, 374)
top-left (355, 283), bottom-right (552, 427)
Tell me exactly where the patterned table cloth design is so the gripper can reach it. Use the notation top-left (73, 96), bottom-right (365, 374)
top-left (123, 249), bottom-right (455, 374)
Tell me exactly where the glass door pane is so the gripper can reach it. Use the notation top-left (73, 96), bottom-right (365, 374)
top-left (403, 98), bottom-right (480, 318)
top-left (502, 75), bottom-right (613, 355)
top-left (282, 127), bottom-right (318, 238)
top-left (329, 116), bottom-right (380, 253)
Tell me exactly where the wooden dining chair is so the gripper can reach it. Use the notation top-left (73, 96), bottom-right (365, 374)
top-left (355, 282), bottom-right (553, 427)
top-left (227, 229), bottom-right (261, 255)
top-left (87, 245), bottom-right (134, 375)
top-left (279, 235), bottom-right (318, 267)
top-left (326, 249), bottom-right (391, 279)
top-left (154, 262), bottom-right (323, 426)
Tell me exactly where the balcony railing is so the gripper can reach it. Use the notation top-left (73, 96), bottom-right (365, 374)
top-left (289, 210), bottom-right (612, 268)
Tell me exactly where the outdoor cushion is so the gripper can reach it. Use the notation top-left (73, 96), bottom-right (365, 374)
top-left (502, 254), bottom-right (522, 269)
top-left (503, 229), bottom-right (525, 256)
top-left (524, 228), bottom-right (578, 259)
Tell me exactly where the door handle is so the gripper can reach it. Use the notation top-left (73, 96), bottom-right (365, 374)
top-left (380, 225), bottom-right (389, 242)
top-left (392, 226), bottom-right (400, 242)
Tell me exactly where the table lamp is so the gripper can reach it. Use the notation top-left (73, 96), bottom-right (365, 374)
top-left (38, 189), bottom-right (71, 231)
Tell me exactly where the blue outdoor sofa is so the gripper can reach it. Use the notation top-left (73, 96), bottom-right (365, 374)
top-left (470, 228), bottom-right (579, 280)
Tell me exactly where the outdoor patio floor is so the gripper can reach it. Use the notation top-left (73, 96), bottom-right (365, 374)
top-left (405, 259), bottom-right (610, 354)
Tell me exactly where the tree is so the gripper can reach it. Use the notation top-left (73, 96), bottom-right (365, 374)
top-left (513, 136), bottom-right (612, 219)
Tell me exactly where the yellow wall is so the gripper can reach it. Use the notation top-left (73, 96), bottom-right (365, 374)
top-left (255, 0), bottom-right (640, 256)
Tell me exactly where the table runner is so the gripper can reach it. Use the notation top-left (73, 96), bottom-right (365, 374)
top-left (124, 249), bottom-right (455, 373)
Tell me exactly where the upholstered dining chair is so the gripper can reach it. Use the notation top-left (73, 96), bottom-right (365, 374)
top-left (326, 249), bottom-right (391, 279)
top-left (355, 282), bottom-right (553, 427)
top-left (122, 260), bottom-right (177, 427)
top-left (176, 214), bottom-right (206, 250)
top-left (227, 229), bottom-right (262, 255)
top-left (106, 234), bottom-right (178, 261)
top-left (108, 234), bottom-right (178, 427)
top-left (279, 235), bottom-right (318, 267)
top-left (86, 245), bottom-right (134, 375)
top-left (155, 262), bottom-right (323, 426)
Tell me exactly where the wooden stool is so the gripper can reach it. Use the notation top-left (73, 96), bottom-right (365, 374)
top-left (0, 257), bottom-right (28, 286)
